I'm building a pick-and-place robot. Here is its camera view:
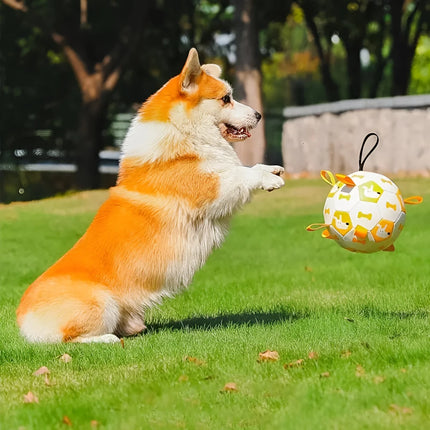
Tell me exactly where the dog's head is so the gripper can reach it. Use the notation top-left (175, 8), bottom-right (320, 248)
top-left (138, 48), bottom-right (261, 144)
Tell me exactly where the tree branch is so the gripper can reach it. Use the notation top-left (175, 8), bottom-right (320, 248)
top-left (2, 0), bottom-right (27, 12)
top-left (4, 0), bottom-right (147, 102)
top-left (410, 11), bottom-right (424, 52)
top-left (405, 0), bottom-right (421, 43)
top-left (51, 32), bottom-right (91, 95)
top-left (300, 2), bottom-right (339, 101)
top-left (100, 0), bottom-right (148, 84)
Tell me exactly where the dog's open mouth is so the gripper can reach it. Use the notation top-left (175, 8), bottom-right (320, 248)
top-left (219, 123), bottom-right (251, 142)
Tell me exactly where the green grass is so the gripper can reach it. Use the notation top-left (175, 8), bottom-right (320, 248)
top-left (1, 179), bottom-right (429, 429)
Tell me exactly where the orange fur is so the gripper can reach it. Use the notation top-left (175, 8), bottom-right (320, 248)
top-left (17, 156), bottom-right (220, 341)
top-left (117, 155), bottom-right (219, 208)
top-left (138, 71), bottom-right (226, 122)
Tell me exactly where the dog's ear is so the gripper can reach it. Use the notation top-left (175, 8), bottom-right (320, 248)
top-left (201, 64), bottom-right (222, 78)
top-left (180, 48), bottom-right (201, 93)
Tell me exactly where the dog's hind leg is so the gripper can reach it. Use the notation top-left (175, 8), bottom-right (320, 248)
top-left (18, 282), bottom-right (122, 343)
top-left (115, 312), bottom-right (147, 337)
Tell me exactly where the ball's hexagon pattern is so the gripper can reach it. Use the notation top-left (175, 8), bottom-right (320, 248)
top-left (358, 181), bottom-right (383, 203)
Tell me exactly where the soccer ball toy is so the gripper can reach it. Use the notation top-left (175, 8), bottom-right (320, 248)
top-left (306, 133), bottom-right (423, 253)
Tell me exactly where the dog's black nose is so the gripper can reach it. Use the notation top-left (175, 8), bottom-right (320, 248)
top-left (255, 111), bottom-right (262, 121)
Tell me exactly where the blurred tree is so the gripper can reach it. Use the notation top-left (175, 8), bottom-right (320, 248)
top-left (2, 0), bottom-right (148, 189)
top-left (295, 0), bottom-right (340, 101)
top-left (295, 0), bottom-right (430, 100)
top-left (232, 0), bottom-right (265, 165)
top-left (1, 2), bottom-right (78, 136)
top-left (389, 0), bottom-right (430, 95)
top-left (409, 35), bottom-right (430, 93)
top-left (232, 0), bottom-right (291, 165)
top-left (261, 4), bottom-right (323, 108)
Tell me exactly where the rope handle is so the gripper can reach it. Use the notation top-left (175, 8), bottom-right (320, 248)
top-left (359, 132), bottom-right (379, 171)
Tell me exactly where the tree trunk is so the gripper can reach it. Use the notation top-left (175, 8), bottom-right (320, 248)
top-left (344, 39), bottom-right (362, 99)
top-left (301, 8), bottom-right (340, 101)
top-left (369, 15), bottom-right (388, 98)
top-left (390, 0), bottom-right (423, 96)
top-left (75, 98), bottom-right (107, 190)
top-left (392, 47), bottom-right (414, 96)
top-left (233, 0), bottom-right (266, 166)
top-left (2, 0), bottom-right (147, 191)
top-left (390, 0), bottom-right (408, 95)
top-left (369, 55), bottom-right (388, 98)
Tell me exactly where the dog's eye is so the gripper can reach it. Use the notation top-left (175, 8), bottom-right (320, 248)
top-left (221, 94), bottom-right (231, 104)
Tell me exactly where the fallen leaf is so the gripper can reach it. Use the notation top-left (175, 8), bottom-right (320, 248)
top-left (120, 338), bottom-right (125, 348)
top-left (23, 391), bottom-right (39, 404)
top-left (308, 351), bottom-right (319, 360)
top-left (284, 359), bottom-right (304, 369)
top-left (400, 368), bottom-right (407, 373)
top-left (59, 353), bottom-right (72, 363)
top-left (344, 317), bottom-right (355, 323)
top-left (389, 404), bottom-right (413, 415)
top-left (62, 416), bottom-right (72, 426)
top-left (355, 364), bottom-right (365, 377)
top-left (184, 356), bottom-right (205, 366)
top-left (258, 350), bottom-right (279, 362)
top-left (373, 375), bottom-right (385, 384)
top-left (44, 374), bottom-right (52, 386)
top-left (341, 350), bottom-right (352, 358)
top-left (90, 421), bottom-right (99, 428)
top-left (221, 382), bottom-right (238, 392)
top-left (178, 374), bottom-right (189, 382)
top-left (320, 372), bottom-right (330, 378)
top-left (33, 366), bottom-right (50, 376)
top-left (304, 266), bottom-right (313, 272)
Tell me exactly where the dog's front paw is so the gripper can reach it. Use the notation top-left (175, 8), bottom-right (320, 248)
top-left (253, 164), bottom-right (285, 176)
top-left (260, 171), bottom-right (285, 192)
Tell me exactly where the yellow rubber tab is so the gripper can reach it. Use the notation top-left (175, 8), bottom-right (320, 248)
top-left (404, 196), bottom-right (423, 205)
top-left (306, 223), bottom-right (329, 232)
top-left (321, 229), bottom-right (336, 239)
top-left (383, 244), bottom-right (395, 252)
top-left (320, 170), bottom-right (336, 186)
top-left (354, 225), bottom-right (368, 239)
top-left (335, 174), bottom-right (356, 187)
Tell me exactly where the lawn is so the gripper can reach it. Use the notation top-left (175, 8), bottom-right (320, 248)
top-left (0, 178), bottom-right (429, 429)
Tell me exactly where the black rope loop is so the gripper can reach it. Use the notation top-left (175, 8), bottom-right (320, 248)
top-left (359, 132), bottom-right (379, 171)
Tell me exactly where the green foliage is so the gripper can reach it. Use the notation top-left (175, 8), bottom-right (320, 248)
top-left (0, 4), bottom-right (78, 135)
top-left (1, 179), bottom-right (430, 428)
top-left (410, 36), bottom-right (430, 94)
top-left (261, 9), bottom-right (324, 109)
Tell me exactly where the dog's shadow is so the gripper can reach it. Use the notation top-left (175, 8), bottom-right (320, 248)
top-left (147, 307), bottom-right (308, 333)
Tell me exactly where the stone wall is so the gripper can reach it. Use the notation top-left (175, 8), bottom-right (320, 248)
top-left (282, 103), bottom-right (430, 177)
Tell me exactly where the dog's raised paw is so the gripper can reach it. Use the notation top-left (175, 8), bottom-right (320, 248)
top-left (253, 164), bottom-right (285, 176)
top-left (260, 171), bottom-right (285, 192)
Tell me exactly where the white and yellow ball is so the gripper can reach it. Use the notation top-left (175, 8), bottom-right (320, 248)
top-left (322, 171), bottom-right (406, 253)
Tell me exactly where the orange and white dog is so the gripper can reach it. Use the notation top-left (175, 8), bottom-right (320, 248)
top-left (16, 48), bottom-right (284, 343)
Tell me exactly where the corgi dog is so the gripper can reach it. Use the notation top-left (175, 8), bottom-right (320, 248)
top-left (16, 48), bottom-right (284, 343)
